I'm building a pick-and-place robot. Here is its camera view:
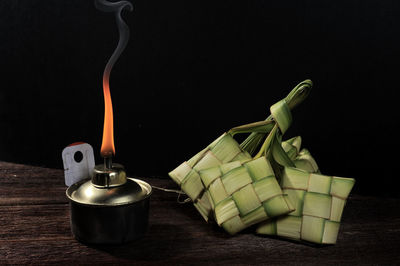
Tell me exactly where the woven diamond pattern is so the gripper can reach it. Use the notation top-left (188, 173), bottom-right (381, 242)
top-left (199, 157), bottom-right (294, 234)
top-left (169, 133), bottom-right (252, 221)
top-left (256, 167), bottom-right (355, 244)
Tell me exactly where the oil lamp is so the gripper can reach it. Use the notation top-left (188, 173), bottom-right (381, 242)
top-left (66, 0), bottom-right (152, 244)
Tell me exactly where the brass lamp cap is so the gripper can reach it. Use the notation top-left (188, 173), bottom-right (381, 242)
top-left (92, 163), bottom-right (127, 188)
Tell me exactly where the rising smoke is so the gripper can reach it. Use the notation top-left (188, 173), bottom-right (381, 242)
top-left (95, 0), bottom-right (133, 88)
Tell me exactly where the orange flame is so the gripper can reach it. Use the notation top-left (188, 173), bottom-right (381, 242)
top-left (96, 0), bottom-right (133, 158)
top-left (100, 75), bottom-right (115, 157)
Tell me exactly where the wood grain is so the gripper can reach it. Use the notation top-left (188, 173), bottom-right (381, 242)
top-left (0, 161), bottom-right (399, 265)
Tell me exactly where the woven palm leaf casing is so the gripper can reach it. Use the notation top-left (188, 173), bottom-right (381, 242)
top-left (168, 120), bottom-right (276, 221)
top-left (169, 133), bottom-right (253, 221)
top-left (199, 157), bottom-right (294, 235)
top-left (256, 167), bottom-right (355, 244)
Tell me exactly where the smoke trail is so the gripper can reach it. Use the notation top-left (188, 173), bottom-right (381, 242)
top-left (95, 0), bottom-right (133, 158)
top-left (95, 0), bottom-right (133, 84)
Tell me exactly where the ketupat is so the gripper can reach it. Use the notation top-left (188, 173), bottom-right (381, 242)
top-left (256, 167), bottom-right (355, 244)
top-left (169, 80), bottom-right (313, 222)
top-left (169, 120), bottom-right (273, 221)
top-left (254, 105), bottom-right (354, 244)
top-left (169, 78), bottom-right (355, 244)
top-left (199, 157), bottom-right (294, 234)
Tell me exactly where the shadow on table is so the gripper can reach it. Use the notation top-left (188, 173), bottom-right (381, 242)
top-left (90, 223), bottom-right (189, 261)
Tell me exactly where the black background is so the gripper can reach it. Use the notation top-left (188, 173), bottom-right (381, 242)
top-left (0, 0), bottom-right (398, 197)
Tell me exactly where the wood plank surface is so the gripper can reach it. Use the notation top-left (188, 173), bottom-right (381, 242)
top-left (0, 161), bottom-right (399, 265)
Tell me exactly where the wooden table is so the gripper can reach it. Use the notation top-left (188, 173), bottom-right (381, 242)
top-left (1, 161), bottom-right (399, 265)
